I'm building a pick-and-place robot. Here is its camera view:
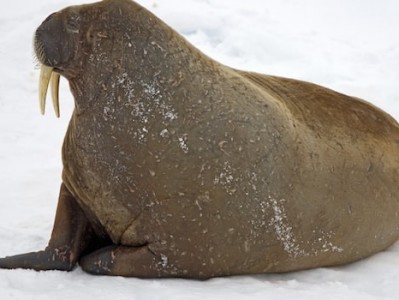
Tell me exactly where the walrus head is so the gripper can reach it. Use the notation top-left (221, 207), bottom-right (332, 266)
top-left (33, 0), bottom-right (155, 117)
top-left (34, 2), bottom-right (93, 118)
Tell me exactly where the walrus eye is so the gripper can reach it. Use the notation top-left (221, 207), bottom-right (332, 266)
top-left (66, 14), bottom-right (80, 33)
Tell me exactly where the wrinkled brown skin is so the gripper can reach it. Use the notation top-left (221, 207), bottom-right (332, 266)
top-left (1, 0), bottom-right (399, 278)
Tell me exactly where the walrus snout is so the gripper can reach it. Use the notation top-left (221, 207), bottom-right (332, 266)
top-left (33, 13), bottom-right (65, 118)
top-left (34, 13), bottom-right (64, 67)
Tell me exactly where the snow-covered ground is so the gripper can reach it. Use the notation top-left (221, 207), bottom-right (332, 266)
top-left (1, 0), bottom-right (399, 299)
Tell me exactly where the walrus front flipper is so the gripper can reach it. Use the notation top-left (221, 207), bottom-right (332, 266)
top-left (80, 245), bottom-right (169, 278)
top-left (0, 183), bottom-right (97, 271)
top-left (0, 249), bottom-right (73, 271)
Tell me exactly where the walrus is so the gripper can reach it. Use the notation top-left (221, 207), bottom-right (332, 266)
top-left (1, 0), bottom-right (399, 278)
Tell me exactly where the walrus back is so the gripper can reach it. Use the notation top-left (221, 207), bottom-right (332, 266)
top-left (238, 70), bottom-right (399, 138)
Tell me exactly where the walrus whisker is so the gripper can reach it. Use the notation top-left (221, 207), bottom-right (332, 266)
top-left (31, 35), bottom-right (40, 66)
top-left (32, 52), bottom-right (41, 69)
top-left (33, 34), bottom-right (47, 67)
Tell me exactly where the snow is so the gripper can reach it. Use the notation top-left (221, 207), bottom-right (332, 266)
top-left (1, 0), bottom-right (399, 299)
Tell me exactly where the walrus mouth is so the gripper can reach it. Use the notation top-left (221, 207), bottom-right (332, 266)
top-left (39, 65), bottom-right (60, 118)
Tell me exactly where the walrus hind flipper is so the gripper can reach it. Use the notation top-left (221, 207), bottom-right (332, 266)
top-left (0, 184), bottom-right (99, 271)
top-left (79, 245), bottom-right (167, 278)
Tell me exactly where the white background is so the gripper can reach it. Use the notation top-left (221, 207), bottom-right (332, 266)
top-left (1, 0), bottom-right (399, 299)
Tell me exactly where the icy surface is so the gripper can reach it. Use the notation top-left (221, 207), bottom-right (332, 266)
top-left (1, 0), bottom-right (399, 299)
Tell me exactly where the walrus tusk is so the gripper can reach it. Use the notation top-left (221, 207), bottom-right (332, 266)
top-left (51, 72), bottom-right (60, 118)
top-left (39, 65), bottom-right (53, 115)
top-left (39, 65), bottom-right (60, 118)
